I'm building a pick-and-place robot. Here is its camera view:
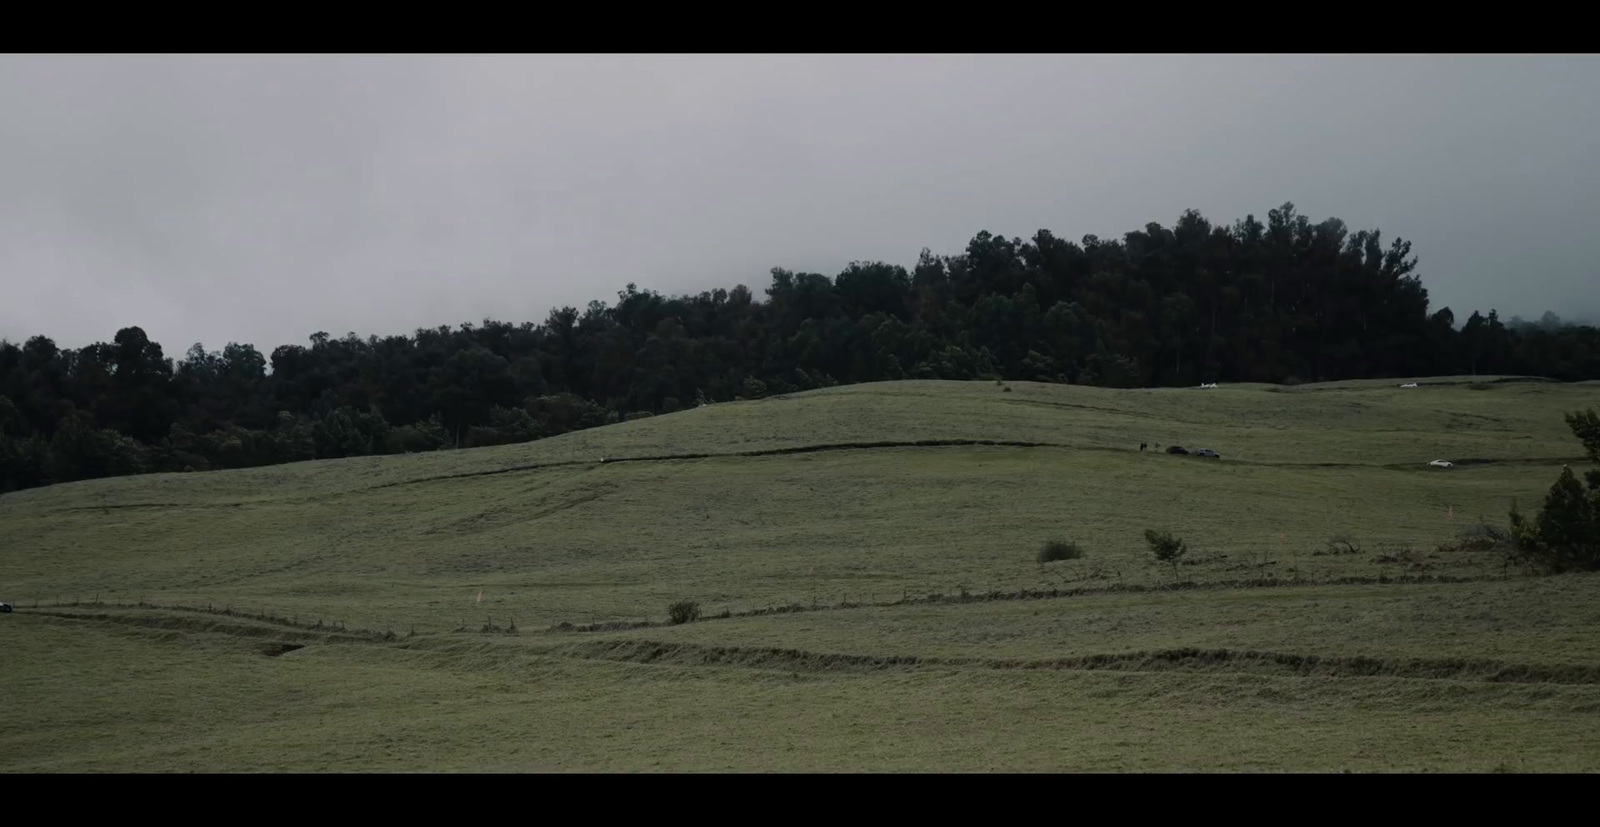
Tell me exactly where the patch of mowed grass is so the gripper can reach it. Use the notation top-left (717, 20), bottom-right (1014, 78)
top-left (3, 376), bottom-right (1582, 509)
top-left (7, 606), bottom-right (1600, 772)
top-left (6, 449), bottom-right (1557, 632)
top-left (4, 377), bottom-right (1600, 771)
top-left (646, 574), bottom-right (1600, 666)
top-left (0, 379), bottom-right (1586, 632)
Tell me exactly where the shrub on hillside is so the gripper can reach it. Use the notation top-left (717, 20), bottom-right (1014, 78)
top-left (526, 393), bottom-right (614, 435)
top-left (1037, 539), bottom-right (1085, 564)
top-left (1506, 408), bottom-right (1600, 572)
top-left (1510, 468), bottom-right (1599, 572)
top-left (1442, 523), bottom-right (1512, 554)
top-left (1144, 529), bottom-right (1188, 576)
top-left (667, 600), bottom-right (701, 625)
top-left (387, 413), bottom-right (451, 454)
top-left (310, 405), bottom-right (391, 459)
top-left (465, 406), bottom-right (544, 448)
top-left (1569, 409), bottom-right (1600, 462)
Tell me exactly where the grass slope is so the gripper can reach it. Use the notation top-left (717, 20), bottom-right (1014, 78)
top-left (3, 376), bottom-right (1599, 771)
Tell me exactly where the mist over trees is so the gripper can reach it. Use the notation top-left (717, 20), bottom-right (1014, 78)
top-left (1507, 311), bottom-right (1600, 333)
top-left (4, 203), bottom-right (1599, 493)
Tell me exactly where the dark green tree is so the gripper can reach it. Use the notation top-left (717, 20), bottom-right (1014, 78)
top-left (1, 205), bottom-right (1598, 494)
top-left (1144, 529), bottom-right (1188, 578)
top-left (1509, 411), bottom-right (1600, 572)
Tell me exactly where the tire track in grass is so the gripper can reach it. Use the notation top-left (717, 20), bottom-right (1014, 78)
top-left (558, 638), bottom-right (1600, 686)
top-left (548, 573), bottom-right (1512, 633)
top-left (369, 439), bottom-right (1065, 490)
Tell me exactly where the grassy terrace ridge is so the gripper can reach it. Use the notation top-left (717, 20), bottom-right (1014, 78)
top-left (4, 376), bottom-right (1600, 771)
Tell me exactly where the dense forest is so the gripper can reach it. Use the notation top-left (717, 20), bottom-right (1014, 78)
top-left (4, 203), bottom-right (1599, 494)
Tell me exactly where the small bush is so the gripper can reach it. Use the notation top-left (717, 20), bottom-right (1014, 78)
top-left (1038, 539), bottom-right (1085, 564)
top-left (1443, 522), bottom-right (1512, 554)
top-left (1144, 529), bottom-right (1188, 576)
top-left (667, 600), bottom-right (702, 625)
top-left (1510, 468), bottom-right (1600, 573)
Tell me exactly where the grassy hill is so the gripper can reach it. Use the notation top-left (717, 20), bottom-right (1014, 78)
top-left (4, 377), bottom-right (1600, 771)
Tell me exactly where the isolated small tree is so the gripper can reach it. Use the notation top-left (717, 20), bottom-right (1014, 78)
top-left (1144, 529), bottom-right (1188, 578)
top-left (1508, 410), bottom-right (1600, 572)
top-left (1510, 467), bottom-right (1599, 572)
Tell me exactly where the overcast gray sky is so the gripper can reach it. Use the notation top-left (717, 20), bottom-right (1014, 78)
top-left (2, 54), bottom-right (1596, 352)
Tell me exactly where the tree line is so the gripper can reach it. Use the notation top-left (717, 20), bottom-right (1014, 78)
top-left (4, 202), bottom-right (1598, 493)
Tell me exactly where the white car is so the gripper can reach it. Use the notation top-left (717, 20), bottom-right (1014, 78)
top-left (1429, 460), bottom-right (1453, 468)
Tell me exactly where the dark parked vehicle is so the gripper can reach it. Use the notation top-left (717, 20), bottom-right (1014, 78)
top-left (1166, 446), bottom-right (1188, 455)
top-left (1195, 449), bottom-right (1220, 458)
top-left (0, 603), bottom-right (12, 613)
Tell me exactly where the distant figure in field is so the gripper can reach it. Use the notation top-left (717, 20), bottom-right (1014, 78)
top-left (1140, 442), bottom-right (1147, 452)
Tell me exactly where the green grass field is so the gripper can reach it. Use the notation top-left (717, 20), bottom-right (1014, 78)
top-left (4, 376), bottom-right (1600, 772)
